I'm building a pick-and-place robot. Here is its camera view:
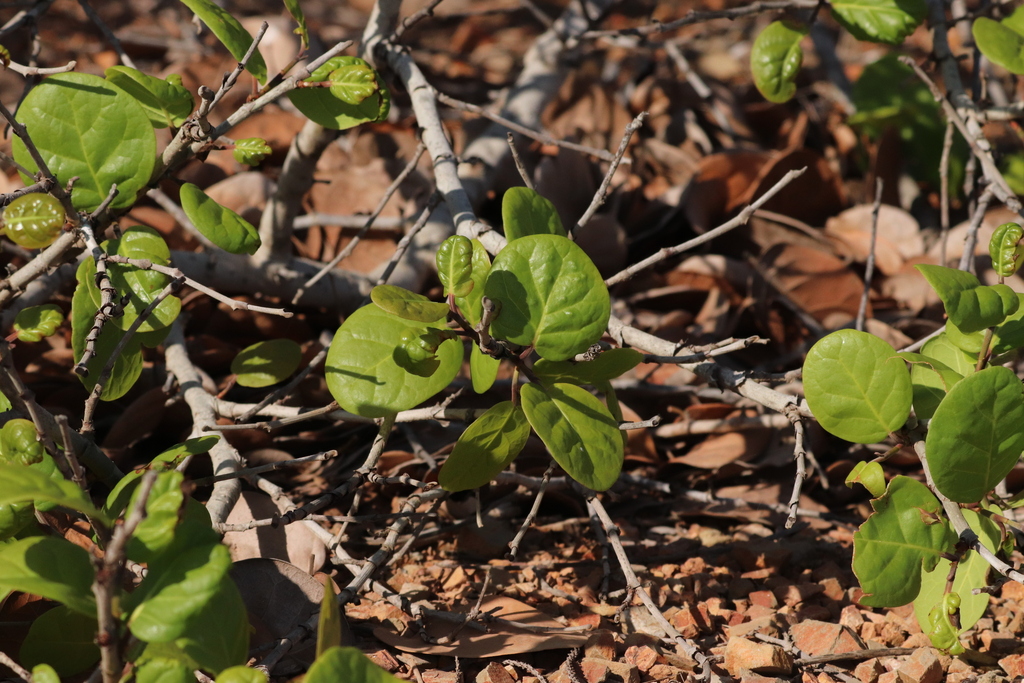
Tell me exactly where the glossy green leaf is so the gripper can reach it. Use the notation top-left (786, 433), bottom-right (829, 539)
top-left (2, 193), bottom-right (64, 249)
top-left (136, 659), bottom-right (194, 683)
top-left (534, 348), bottom-right (643, 385)
top-left (317, 575), bottom-right (342, 658)
top-left (173, 576), bottom-right (248, 674)
top-left (943, 318), bottom-right (985, 355)
top-left (71, 257), bottom-right (144, 400)
top-left (913, 509), bottom-right (998, 649)
top-left (288, 56), bottom-right (390, 130)
top-left (830, 0), bottom-right (926, 44)
top-left (13, 304), bottom-right (63, 343)
top-left (104, 436), bottom-right (219, 517)
top-left (437, 235), bottom-right (475, 298)
top-left (20, 605), bottom-right (100, 676)
top-left (393, 328), bottom-right (457, 378)
top-left (922, 592), bottom-right (964, 654)
top-left (844, 460), bottom-right (886, 498)
top-left (30, 665), bottom-right (59, 683)
top-left (502, 187), bottom-right (565, 241)
top-left (0, 464), bottom-right (109, 524)
top-left (107, 226), bottom-right (182, 333)
top-left (0, 536), bottom-right (96, 615)
top-left (485, 235), bottom-right (610, 361)
top-left (305, 647), bottom-right (404, 683)
top-left (325, 304), bottom-right (462, 418)
top-left (992, 293), bottom-right (1024, 355)
top-left (179, 183), bottom-right (261, 255)
top-left (921, 334), bottom-right (976, 378)
top-left (853, 476), bottom-right (955, 607)
top-left (232, 137), bottom-right (272, 166)
top-left (126, 471), bottom-right (187, 563)
top-left (328, 62), bottom-right (377, 104)
top-left (180, 0), bottom-right (267, 83)
top-left (370, 285), bottom-right (449, 323)
top-left (0, 418), bottom-right (44, 467)
top-left (12, 72), bottom-right (156, 212)
top-left (283, 0), bottom-right (309, 47)
top-left (439, 401), bottom-right (530, 492)
top-left (899, 352), bottom-right (963, 421)
top-left (802, 329), bottom-right (912, 443)
top-left (916, 264), bottom-right (1019, 333)
top-left (973, 6), bottom-right (1024, 75)
top-left (520, 383), bottom-right (622, 491)
top-left (455, 239), bottom-right (491, 327)
top-left (989, 222), bottom-right (1024, 277)
top-left (750, 20), bottom-right (807, 103)
top-left (215, 666), bottom-right (266, 683)
top-left (105, 66), bottom-right (194, 128)
top-left (231, 339), bottom-right (302, 388)
top-left (926, 366), bottom-right (1024, 503)
top-left (129, 543), bottom-right (232, 642)
top-left (470, 344), bottom-right (500, 394)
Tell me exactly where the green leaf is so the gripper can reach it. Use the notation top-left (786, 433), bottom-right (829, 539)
top-left (30, 665), bottom-right (59, 683)
top-left (305, 647), bottom-right (405, 683)
top-left (180, 0), bottom-right (267, 83)
top-left (0, 418), bottom-right (44, 467)
top-left (216, 666), bottom-right (267, 683)
top-left (179, 183), bottom-right (261, 255)
top-left (173, 576), bottom-right (248, 674)
top-left (317, 575), bottom-right (342, 658)
top-left (20, 605), bottom-right (100, 676)
top-left (844, 460), bottom-right (886, 498)
top-left (1002, 152), bottom-right (1024, 195)
top-left (485, 235), bottom-right (610, 361)
top-left (802, 329), bottom-right (912, 443)
top-left (750, 20), bottom-right (807, 103)
top-left (926, 366), bottom-right (1024, 503)
top-left (13, 304), bottom-right (63, 343)
top-left (0, 464), bottom-right (109, 524)
top-left (899, 352), bottom-right (963, 421)
top-left (105, 66), bottom-right (194, 128)
top-left (502, 187), bottom-right (566, 241)
top-left (533, 348), bottom-right (644, 385)
top-left (12, 72), bottom-right (156, 212)
top-left (455, 239), bottom-right (491, 327)
top-left (916, 264), bottom-right (1019, 333)
top-left (283, 0), bottom-right (309, 47)
top-left (71, 257), bottom-right (144, 401)
top-left (288, 56), bottom-right (390, 130)
top-left (137, 659), bottom-right (195, 683)
top-left (104, 436), bottom-right (219, 517)
top-left (920, 334), bottom-right (976, 377)
top-left (0, 536), bottom-right (96, 615)
top-left (436, 235), bottom-right (475, 298)
top-left (993, 294), bottom-right (1024, 355)
top-left (370, 284), bottom-right (449, 323)
top-left (913, 509), bottom-right (998, 649)
top-left (1, 193), bottom-right (64, 249)
top-left (393, 328), bottom-right (457, 378)
top-left (520, 383), bottom-right (623, 491)
top-left (830, 0), bottom-right (927, 44)
top-left (129, 543), bottom-right (233, 642)
top-left (439, 401), bottom-right (530, 492)
top-left (328, 62), bottom-right (378, 104)
top-left (231, 339), bottom-right (302, 388)
top-left (107, 226), bottom-right (182, 333)
top-left (325, 304), bottom-right (462, 418)
top-left (989, 222), bottom-right (1024, 278)
top-left (973, 6), bottom-right (1024, 75)
top-left (853, 476), bottom-right (956, 607)
top-left (0, 500), bottom-right (36, 541)
top-left (469, 344), bottom-right (500, 394)
top-left (232, 137), bottom-right (272, 166)
top-left (126, 471), bottom-right (188, 564)
top-left (943, 318), bottom-right (985, 355)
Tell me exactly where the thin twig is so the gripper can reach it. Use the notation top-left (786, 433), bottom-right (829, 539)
top-left (957, 187), bottom-right (995, 272)
top-left (74, 220), bottom-right (123, 376)
top-left (507, 132), bottom-right (534, 190)
top-left (784, 406), bottom-right (807, 529)
top-left (4, 58), bottom-right (76, 76)
top-left (855, 178), bottom-right (882, 332)
top-left (939, 120), bottom-right (954, 266)
top-left (0, 650), bottom-right (31, 681)
top-left (196, 450), bottom-right (338, 486)
top-left (77, 0), bottom-right (137, 69)
top-left (572, 112), bottom-right (646, 237)
top-left (209, 21), bottom-right (269, 111)
top-left (374, 193), bottom-right (442, 287)
top-left (507, 463), bottom-right (554, 561)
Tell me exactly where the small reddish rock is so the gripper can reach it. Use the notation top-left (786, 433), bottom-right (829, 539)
top-left (368, 650), bottom-right (401, 672)
top-left (476, 663), bottom-right (516, 683)
top-left (895, 647), bottom-right (942, 683)
top-left (672, 603), bottom-right (705, 639)
top-left (623, 645), bottom-right (659, 673)
top-left (791, 620), bottom-right (865, 656)
top-left (585, 630), bottom-right (618, 661)
top-left (750, 590), bottom-right (779, 609)
top-left (646, 664), bottom-right (682, 681)
top-left (840, 605), bottom-right (865, 630)
top-left (1000, 653), bottom-right (1024, 678)
top-left (723, 638), bottom-right (793, 676)
top-left (423, 672), bottom-right (460, 683)
top-left (877, 673), bottom-right (899, 683)
top-left (854, 658), bottom-right (884, 683)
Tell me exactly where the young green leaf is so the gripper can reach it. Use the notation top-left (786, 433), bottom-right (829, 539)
top-left (0, 418), bottom-right (44, 467)
top-left (844, 461), bottom-right (886, 498)
top-left (179, 183), bottom-right (262, 255)
top-left (469, 344), bottom-right (500, 394)
top-left (802, 329), bottom-right (912, 443)
top-left (104, 436), bottom-right (219, 517)
top-left (0, 536), bottom-right (96, 615)
top-left (973, 6), bottom-right (1024, 75)
top-left (393, 328), bottom-right (457, 378)
top-left (830, 0), bottom-right (927, 45)
top-left (533, 348), bottom-right (644, 385)
top-left (126, 471), bottom-right (188, 563)
top-left (437, 235), bottom-right (475, 298)
top-left (232, 137), bottom-right (272, 166)
top-left (136, 659), bottom-right (194, 683)
top-left (455, 239), bottom-right (492, 327)
top-left (853, 476), bottom-right (955, 607)
top-left (750, 20), bottom-right (807, 103)
top-left (2, 193), bottom-right (64, 249)
top-left (898, 352), bottom-right (963, 421)
top-left (172, 576), bottom-right (248, 674)
top-left (215, 666), bottom-right (267, 683)
top-left (485, 234), bottom-right (610, 361)
top-left (439, 401), bottom-right (531, 492)
top-left (105, 66), bottom-right (194, 128)
top-left (317, 575), bottom-right (342, 657)
top-left (231, 339), bottom-right (302, 388)
top-left (989, 222), bottom-right (1024, 277)
top-left (13, 304), bottom-right (63, 342)
top-left (288, 56), bottom-right (390, 130)
top-left (180, 0), bottom-right (267, 83)
top-left (283, 0), bottom-right (309, 47)
top-left (12, 72), bottom-right (156, 212)
top-left (502, 187), bottom-right (566, 241)
top-left (0, 464), bottom-right (110, 524)
top-left (129, 542), bottom-right (233, 642)
top-left (325, 304), bottom-right (462, 418)
top-left (30, 665), bottom-right (59, 683)
top-left (943, 318), bottom-right (985, 355)
top-left (305, 647), bottom-right (404, 683)
top-left (920, 334), bottom-right (976, 378)
top-left (916, 264), bottom-right (1019, 333)
top-left (926, 366), bottom-right (1024, 504)
top-left (328, 61), bottom-right (378, 104)
top-left (370, 284), bottom-right (449, 323)
top-left (20, 605), bottom-right (100, 676)
top-left (107, 226), bottom-right (182, 333)
top-left (993, 294), bottom-right (1024, 354)
top-left (520, 383), bottom-right (623, 491)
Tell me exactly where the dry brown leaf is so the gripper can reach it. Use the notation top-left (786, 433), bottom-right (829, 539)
top-left (740, 148), bottom-right (846, 228)
top-left (824, 204), bottom-right (923, 275)
top-left (684, 151), bottom-right (770, 233)
top-left (223, 491), bottom-right (327, 573)
top-left (761, 244), bottom-right (865, 325)
top-left (671, 430), bottom-right (771, 469)
top-left (373, 595), bottom-right (589, 656)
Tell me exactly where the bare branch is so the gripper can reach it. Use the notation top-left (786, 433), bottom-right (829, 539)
top-left (572, 112), bottom-right (645, 236)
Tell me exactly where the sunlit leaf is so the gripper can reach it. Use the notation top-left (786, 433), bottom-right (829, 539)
top-left (750, 20), bottom-right (807, 103)
top-left (179, 183), bottom-right (261, 255)
top-left (502, 187), bottom-right (565, 241)
top-left (180, 0), bottom-right (267, 83)
top-left (439, 401), bottom-right (530, 492)
top-left (232, 339), bottom-right (302, 388)
top-left (0, 536), bottom-right (96, 615)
